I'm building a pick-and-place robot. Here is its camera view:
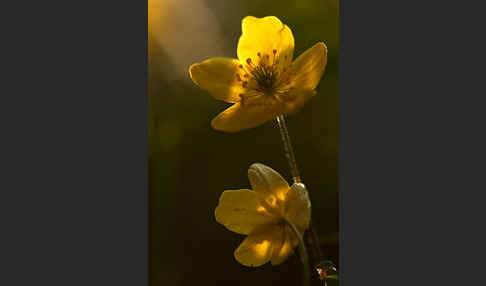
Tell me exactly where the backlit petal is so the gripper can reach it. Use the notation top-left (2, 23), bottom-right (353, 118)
top-left (211, 102), bottom-right (283, 132)
top-left (237, 16), bottom-right (294, 69)
top-left (189, 58), bottom-right (244, 103)
top-left (291, 42), bottom-right (327, 91)
top-left (248, 163), bottom-right (290, 214)
top-left (270, 225), bottom-right (299, 265)
top-left (215, 189), bottom-right (277, 235)
top-left (234, 224), bottom-right (283, 267)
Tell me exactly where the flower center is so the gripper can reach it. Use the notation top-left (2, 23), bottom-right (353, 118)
top-left (235, 50), bottom-right (294, 105)
top-left (248, 52), bottom-right (279, 94)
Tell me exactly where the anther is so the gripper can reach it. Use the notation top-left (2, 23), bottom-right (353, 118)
top-left (246, 58), bottom-right (252, 64)
top-left (238, 64), bottom-right (243, 69)
top-left (257, 52), bottom-right (261, 57)
top-left (243, 74), bottom-right (249, 78)
top-left (236, 74), bottom-right (242, 81)
top-left (273, 49), bottom-right (277, 55)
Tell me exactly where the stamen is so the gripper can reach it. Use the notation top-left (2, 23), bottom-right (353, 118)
top-left (236, 74), bottom-right (242, 81)
top-left (237, 49), bottom-right (294, 99)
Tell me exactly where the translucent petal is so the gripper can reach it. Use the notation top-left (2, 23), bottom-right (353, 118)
top-left (270, 225), bottom-right (298, 265)
top-left (215, 189), bottom-right (277, 235)
top-left (237, 16), bottom-right (294, 70)
top-left (248, 163), bottom-right (290, 214)
top-left (234, 224), bottom-right (283, 267)
top-left (189, 58), bottom-right (244, 103)
top-left (211, 102), bottom-right (284, 133)
top-left (291, 42), bottom-right (328, 91)
top-left (280, 89), bottom-right (317, 115)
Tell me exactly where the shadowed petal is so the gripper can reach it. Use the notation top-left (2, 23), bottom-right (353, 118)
top-left (284, 183), bottom-right (311, 231)
top-left (211, 102), bottom-right (283, 132)
top-left (281, 89), bottom-right (317, 115)
top-left (215, 189), bottom-right (277, 235)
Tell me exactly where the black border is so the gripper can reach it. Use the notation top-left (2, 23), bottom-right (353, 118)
top-left (2, 1), bottom-right (148, 285)
top-left (340, 0), bottom-right (484, 285)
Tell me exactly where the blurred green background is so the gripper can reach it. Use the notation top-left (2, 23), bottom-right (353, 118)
top-left (149, 0), bottom-right (338, 285)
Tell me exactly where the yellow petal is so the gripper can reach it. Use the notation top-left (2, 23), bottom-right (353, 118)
top-left (211, 102), bottom-right (283, 132)
top-left (215, 189), bottom-right (277, 235)
top-left (237, 16), bottom-right (294, 69)
top-left (270, 225), bottom-right (298, 265)
top-left (284, 183), bottom-right (311, 231)
top-left (281, 89), bottom-right (317, 115)
top-left (234, 224), bottom-right (283, 267)
top-left (189, 58), bottom-right (244, 103)
top-left (248, 163), bottom-right (290, 213)
top-left (291, 42), bottom-right (328, 91)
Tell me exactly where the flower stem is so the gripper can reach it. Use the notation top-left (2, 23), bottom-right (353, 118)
top-left (275, 115), bottom-right (301, 184)
top-left (275, 115), bottom-right (334, 282)
top-left (284, 218), bottom-right (310, 286)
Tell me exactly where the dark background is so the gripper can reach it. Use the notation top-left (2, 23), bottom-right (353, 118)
top-left (149, 0), bottom-right (339, 285)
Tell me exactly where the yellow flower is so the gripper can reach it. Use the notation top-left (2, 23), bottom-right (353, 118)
top-left (215, 163), bottom-right (311, 267)
top-left (189, 16), bottom-right (328, 132)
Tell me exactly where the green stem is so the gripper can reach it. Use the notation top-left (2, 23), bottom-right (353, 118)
top-left (284, 218), bottom-right (310, 286)
top-left (275, 115), bottom-right (301, 184)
